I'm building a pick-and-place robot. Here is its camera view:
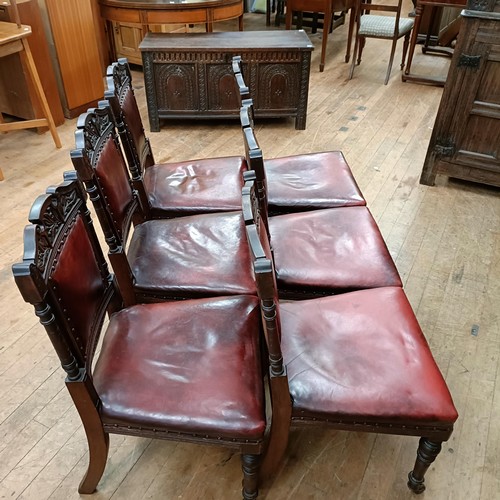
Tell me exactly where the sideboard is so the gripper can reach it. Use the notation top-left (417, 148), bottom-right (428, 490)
top-left (139, 30), bottom-right (314, 130)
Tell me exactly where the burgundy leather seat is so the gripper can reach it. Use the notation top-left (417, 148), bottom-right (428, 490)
top-left (71, 106), bottom-right (255, 303)
top-left (245, 222), bottom-right (458, 493)
top-left (269, 205), bottom-right (402, 295)
top-left (105, 59), bottom-right (246, 218)
top-left (13, 179), bottom-right (265, 499)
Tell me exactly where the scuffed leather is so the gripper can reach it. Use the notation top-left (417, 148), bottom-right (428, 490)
top-left (265, 152), bottom-right (366, 212)
top-left (123, 89), bottom-right (150, 167)
top-left (128, 211), bottom-right (257, 298)
top-left (94, 295), bottom-right (266, 438)
top-left (143, 156), bottom-right (247, 218)
top-left (280, 287), bottom-right (458, 425)
top-left (269, 206), bottom-right (402, 294)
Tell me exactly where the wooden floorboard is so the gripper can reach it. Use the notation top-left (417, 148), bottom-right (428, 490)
top-left (1, 8), bottom-right (499, 500)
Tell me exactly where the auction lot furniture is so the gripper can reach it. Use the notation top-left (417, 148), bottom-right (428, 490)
top-left (139, 30), bottom-right (313, 130)
top-left (99, 0), bottom-right (245, 64)
top-left (420, 3), bottom-right (500, 187)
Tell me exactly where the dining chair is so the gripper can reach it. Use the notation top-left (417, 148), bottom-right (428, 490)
top-left (348, 0), bottom-right (414, 84)
top-left (245, 218), bottom-right (458, 492)
top-left (70, 105), bottom-right (256, 305)
top-left (284, 0), bottom-right (356, 71)
top-left (104, 59), bottom-right (247, 218)
top-left (229, 67), bottom-right (367, 214)
top-left (241, 134), bottom-right (402, 298)
top-left (12, 178), bottom-right (266, 499)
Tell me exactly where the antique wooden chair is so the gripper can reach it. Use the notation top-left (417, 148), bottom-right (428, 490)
top-left (0, 0), bottom-right (61, 181)
top-left (70, 105), bottom-right (255, 305)
top-left (230, 71), bottom-right (366, 214)
top-left (284, 0), bottom-right (356, 71)
top-left (12, 178), bottom-right (266, 499)
top-left (104, 58), bottom-right (247, 218)
top-left (245, 218), bottom-right (458, 492)
top-left (348, 0), bottom-right (414, 84)
top-left (241, 141), bottom-right (402, 298)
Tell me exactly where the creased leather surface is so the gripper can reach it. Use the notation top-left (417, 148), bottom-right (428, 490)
top-left (265, 152), bottom-right (366, 211)
top-left (128, 211), bottom-right (256, 297)
top-left (269, 206), bottom-right (402, 292)
top-left (144, 156), bottom-right (247, 217)
top-left (94, 295), bottom-right (266, 438)
top-left (280, 287), bottom-right (458, 425)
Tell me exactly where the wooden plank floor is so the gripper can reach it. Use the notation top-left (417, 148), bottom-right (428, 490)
top-left (1, 9), bottom-right (500, 500)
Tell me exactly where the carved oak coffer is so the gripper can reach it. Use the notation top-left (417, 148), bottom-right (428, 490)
top-left (139, 30), bottom-right (314, 130)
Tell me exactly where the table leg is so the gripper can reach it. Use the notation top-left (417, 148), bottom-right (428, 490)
top-left (402, 3), bottom-right (422, 80)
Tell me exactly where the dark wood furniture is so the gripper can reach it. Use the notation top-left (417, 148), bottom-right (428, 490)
top-left (0, 0), bottom-right (64, 126)
top-left (420, 2), bottom-right (500, 187)
top-left (239, 117), bottom-right (402, 298)
top-left (139, 30), bottom-right (314, 130)
top-left (0, 2), bottom-right (61, 154)
top-left (402, 0), bottom-right (467, 85)
top-left (244, 211), bottom-right (458, 491)
top-left (99, 0), bottom-right (244, 63)
top-left (70, 105), bottom-right (256, 304)
top-left (284, 0), bottom-right (355, 71)
top-left (348, 0), bottom-right (414, 84)
top-left (232, 62), bottom-right (366, 214)
top-left (12, 178), bottom-right (266, 499)
top-left (104, 58), bottom-right (247, 218)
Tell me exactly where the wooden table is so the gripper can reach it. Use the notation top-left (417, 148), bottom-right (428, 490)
top-left (402, 0), bottom-right (466, 86)
top-left (99, 0), bottom-right (244, 34)
top-left (140, 30), bottom-right (314, 130)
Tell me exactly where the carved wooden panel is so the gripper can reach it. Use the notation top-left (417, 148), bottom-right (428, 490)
top-left (140, 31), bottom-right (313, 130)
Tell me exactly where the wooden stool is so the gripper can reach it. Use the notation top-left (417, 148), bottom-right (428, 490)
top-left (0, 3), bottom-right (61, 180)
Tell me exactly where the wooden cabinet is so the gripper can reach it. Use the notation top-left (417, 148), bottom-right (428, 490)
top-left (112, 22), bottom-right (144, 65)
top-left (420, 2), bottom-right (500, 187)
top-left (140, 30), bottom-right (313, 131)
top-left (0, 0), bottom-right (64, 125)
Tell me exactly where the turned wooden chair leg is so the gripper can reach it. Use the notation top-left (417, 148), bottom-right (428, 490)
top-left (241, 454), bottom-right (261, 500)
top-left (407, 437), bottom-right (443, 494)
top-left (384, 38), bottom-right (398, 84)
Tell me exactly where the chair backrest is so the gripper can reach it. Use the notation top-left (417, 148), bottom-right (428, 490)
top-left (355, 0), bottom-right (405, 38)
top-left (12, 178), bottom-right (122, 377)
top-left (70, 104), bottom-right (142, 306)
top-left (104, 58), bottom-right (155, 178)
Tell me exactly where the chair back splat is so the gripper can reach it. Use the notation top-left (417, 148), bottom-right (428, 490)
top-left (13, 178), bottom-right (266, 499)
top-left (243, 210), bottom-right (458, 490)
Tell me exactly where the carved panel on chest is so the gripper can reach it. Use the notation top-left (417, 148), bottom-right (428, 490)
top-left (140, 31), bottom-right (313, 130)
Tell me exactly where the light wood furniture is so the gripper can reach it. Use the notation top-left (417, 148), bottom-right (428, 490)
top-left (99, 0), bottom-right (245, 64)
top-left (402, 0), bottom-right (467, 85)
top-left (45, 0), bottom-right (105, 118)
top-left (0, 0), bottom-right (64, 127)
top-left (420, 2), bottom-right (500, 186)
top-left (140, 30), bottom-right (314, 131)
top-left (0, 3), bottom-right (61, 172)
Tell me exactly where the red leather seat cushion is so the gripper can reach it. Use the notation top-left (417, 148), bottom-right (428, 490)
top-left (143, 156), bottom-right (247, 218)
top-left (265, 152), bottom-right (366, 212)
top-left (269, 206), bottom-right (402, 294)
top-left (94, 295), bottom-right (266, 439)
top-left (280, 287), bottom-right (458, 426)
top-left (128, 211), bottom-right (256, 298)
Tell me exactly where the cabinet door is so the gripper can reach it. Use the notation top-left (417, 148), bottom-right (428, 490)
top-left (442, 19), bottom-right (500, 176)
top-left (113, 22), bottom-right (144, 65)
